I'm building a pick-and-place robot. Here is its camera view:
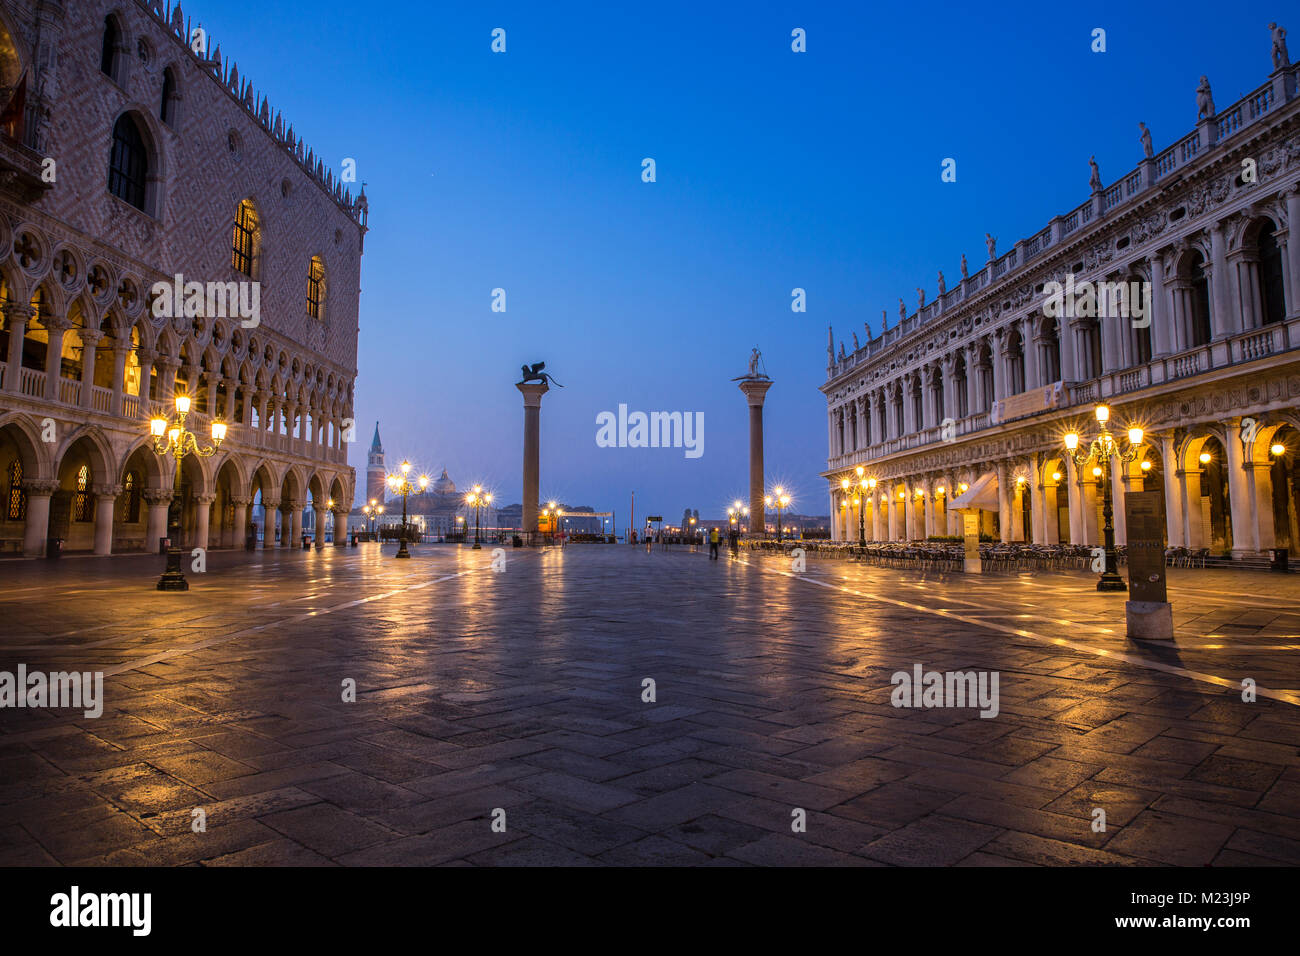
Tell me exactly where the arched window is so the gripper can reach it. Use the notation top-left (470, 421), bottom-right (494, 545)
top-left (6, 459), bottom-right (24, 521)
top-left (123, 470), bottom-right (141, 523)
top-left (100, 16), bottom-right (121, 79)
top-left (1188, 251), bottom-right (1212, 346)
top-left (108, 114), bottom-right (147, 210)
top-left (74, 465), bottom-right (92, 522)
top-left (1259, 225), bottom-right (1286, 325)
top-left (1042, 319), bottom-right (1062, 383)
top-left (307, 255), bottom-right (325, 319)
top-left (231, 200), bottom-right (258, 276)
top-left (953, 354), bottom-right (969, 417)
top-left (160, 67), bottom-right (177, 126)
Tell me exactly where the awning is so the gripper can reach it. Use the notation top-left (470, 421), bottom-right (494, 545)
top-left (948, 471), bottom-right (999, 511)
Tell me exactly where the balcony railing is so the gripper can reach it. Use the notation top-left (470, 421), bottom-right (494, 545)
top-left (826, 317), bottom-right (1300, 473)
top-left (828, 64), bottom-right (1298, 385)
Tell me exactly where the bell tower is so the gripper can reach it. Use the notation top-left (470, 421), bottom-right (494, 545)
top-left (366, 422), bottom-right (386, 505)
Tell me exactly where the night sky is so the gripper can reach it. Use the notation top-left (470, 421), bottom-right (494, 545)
top-left (190, 0), bottom-right (1278, 518)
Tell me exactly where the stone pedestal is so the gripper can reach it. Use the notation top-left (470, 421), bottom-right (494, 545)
top-left (738, 378), bottom-right (772, 535)
top-left (517, 381), bottom-right (549, 537)
top-left (1126, 600), bottom-right (1174, 641)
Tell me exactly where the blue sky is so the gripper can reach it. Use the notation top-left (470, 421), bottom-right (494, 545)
top-left (194, 0), bottom-right (1282, 520)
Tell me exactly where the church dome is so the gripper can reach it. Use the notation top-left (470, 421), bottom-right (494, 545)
top-left (432, 468), bottom-right (456, 495)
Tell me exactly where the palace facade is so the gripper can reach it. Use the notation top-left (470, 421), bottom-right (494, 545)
top-left (0, 0), bottom-right (365, 555)
top-left (823, 38), bottom-right (1300, 560)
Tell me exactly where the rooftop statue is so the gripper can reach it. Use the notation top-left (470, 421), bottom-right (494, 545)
top-left (1139, 121), bottom-right (1154, 159)
top-left (1271, 23), bottom-right (1289, 70)
top-left (1088, 155), bottom-right (1102, 193)
top-left (1197, 75), bottom-right (1215, 119)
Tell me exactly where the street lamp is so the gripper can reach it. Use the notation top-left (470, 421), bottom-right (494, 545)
top-left (1063, 404), bottom-right (1142, 592)
top-left (386, 460), bottom-right (429, 559)
top-left (148, 393), bottom-right (227, 590)
top-left (766, 486), bottom-right (790, 542)
top-left (466, 485), bottom-right (492, 549)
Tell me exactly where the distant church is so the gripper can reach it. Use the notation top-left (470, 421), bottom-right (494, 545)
top-left (356, 422), bottom-right (497, 536)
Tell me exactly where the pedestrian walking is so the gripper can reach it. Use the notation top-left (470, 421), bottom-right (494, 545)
top-left (709, 527), bottom-right (720, 560)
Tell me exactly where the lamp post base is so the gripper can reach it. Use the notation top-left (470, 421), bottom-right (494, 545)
top-left (156, 547), bottom-right (189, 591)
top-left (1097, 573), bottom-right (1128, 592)
top-left (395, 540), bottom-right (411, 559)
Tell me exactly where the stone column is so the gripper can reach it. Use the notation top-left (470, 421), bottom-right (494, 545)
top-left (995, 461), bottom-right (1011, 542)
top-left (92, 484), bottom-right (119, 555)
top-left (287, 501), bottom-right (303, 548)
top-left (262, 498), bottom-right (280, 548)
top-left (230, 496), bottom-right (250, 549)
top-left (1223, 419), bottom-right (1257, 557)
top-left (1056, 317), bottom-right (1076, 383)
top-left (1065, 457), bottom-right (1084, 545)
top-left (1081, 472), bottom-right (1101, 546)
top-left (872, 491), bottom-right (883, 541)
top-left (1148, 255), bottom-right (1172, 357)
top-left (143, 489), bottom-right (171, 553)
top-left (21, 479), bottom-right (57, 556)
top-left (1030, 455), bottom-right (1047, 544)
top-left (1250, 463), bottom-right (1276, 552)
top-left (738, 378), bottom-right (773, 535)
top-left (1110, 454), bottom-right (1128, 546)
top-left (43, 317), bottom-right (71, 401)
top-left (3, 304), bottom-right (32, 392)
top-left (1159, 434), bottom-right (1185, 547)
top-left (110, 343), bottom-right (130, 417)
top-left (333, 507), bottom-right (349, 546)
top-left (1209, 223), bottom-right (1236, 339)
top-left (194, 494), bottom-right (214, 551)
top-left (517, 381), bottom-right (550, 536)
top-left (137, 349), bottom-right (156, 403)
top-left (1286, 186), bottom-right (1300, 319)
top-left (79, 328), bottom-right (103, 411)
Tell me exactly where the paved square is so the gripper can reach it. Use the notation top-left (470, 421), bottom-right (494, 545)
top-left (1, 544), bottom-right (1297, 866)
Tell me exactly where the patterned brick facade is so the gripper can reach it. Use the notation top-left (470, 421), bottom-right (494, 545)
top-left (0, 0), bottom-right (367, 555)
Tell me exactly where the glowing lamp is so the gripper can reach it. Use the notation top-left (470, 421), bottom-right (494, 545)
top-left (174, 394), bottom-right (191, 415)
top-left (1064, 432), bottom-right (1080, 451)
top-left (1127, 427), bottom-right (1143, 446)
top-left (1272, 443), bottom-right (1286, 457)
top-left (211, 420), bottom-right (227, 443)
top-left (1095, 404), bottom-right (1110, 423)
top-left (1199, 451), bottom-right (1212, 464)
top-left (150, 417), bottom-right (167, 437)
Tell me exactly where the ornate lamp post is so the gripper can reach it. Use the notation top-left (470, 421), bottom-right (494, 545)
top-left (148, 394), bottom-right (227, 591)
top-left (466, 485), bottom-right (492, 549)
top-left (386, 460), bottom-right (428, 559)
top-left (765, 487), bottom-right (790, 541)
top-left (1064, 404), bottom-right (1142, 592)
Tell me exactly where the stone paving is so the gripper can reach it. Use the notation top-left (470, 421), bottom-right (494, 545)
top-left (0, 542), bottom-right (1297, 866)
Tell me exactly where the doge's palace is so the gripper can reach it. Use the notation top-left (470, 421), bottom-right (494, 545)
top-left (0, 0), bottom-right (365, 555)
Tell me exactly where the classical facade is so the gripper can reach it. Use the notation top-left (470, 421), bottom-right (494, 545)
top-left (823, 38), bottom-right (1300, 560)
top-left (0, 0), bottom-right (365, 555)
